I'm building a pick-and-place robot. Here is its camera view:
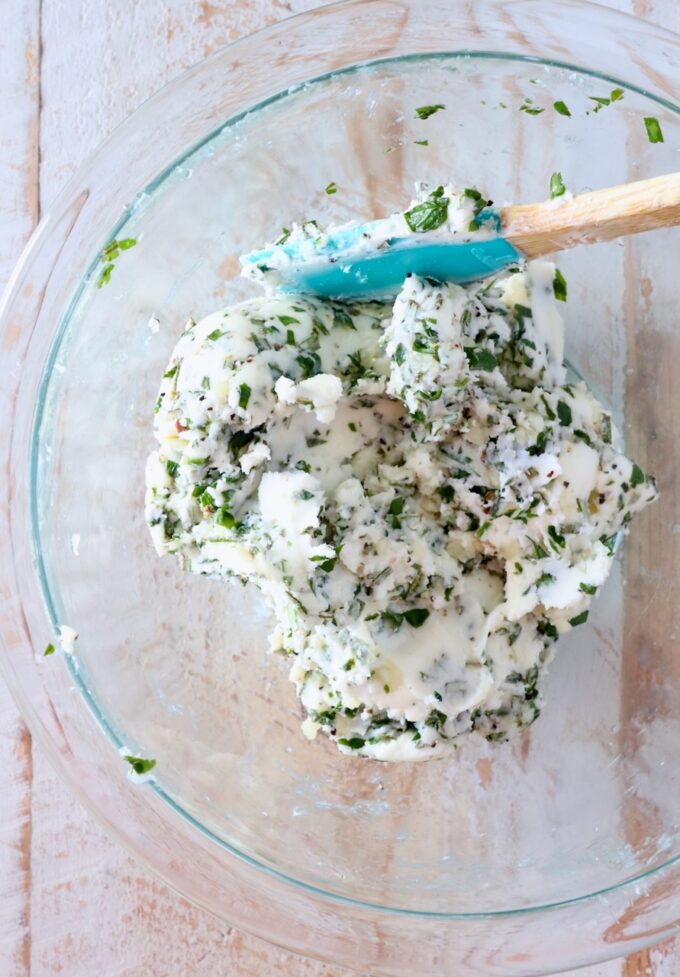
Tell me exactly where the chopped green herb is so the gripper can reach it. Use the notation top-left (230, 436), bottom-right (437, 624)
top-left (324, 181), bottom-right (338, 195)
top-left (553, 100), bottom-right (571, 117)
top-left (547, 525), bottom-right (565, 550)
top-left (403, 607), bottom-right (430, 628)
top-left (553, 268), bottom-right (567, 301)
top-left (600, 533), bottom-right (618, 555)
top-left (97, 262), bottom-right (115, 288)
top-left (476, 521), bottom-right (491, 539)
top-left (568, 610), bottom-right (589, 627)
top-left (579, 582), bottom-right (597, 595)
top-left (310, 553), bottom-right (337, 572)
top-left (644, 117), bottom-right (664, 144)
top-left (464, 346), bottom-right (498, 371)
top-left (123, 755), bottom-right (156, 776)
top-left (415, 104), bottom-right (445, 119)
top-left (278, 314), bottom-right (300, 327)
top-left (206, 328), bottom-right (224, 342)
top-left (163, 364), bottom-right (178, 379)
top-left (165, 459), bottom-right (179, 478)
top-left (630, 463), bottom-right (646, 487)
top-left (535, 572), bottom-right (556, 588)
top-left (589, 95), bottom-right (611, 112)
top-left (296, 351), bottom-right (322, 378)
top-left (394, 343), bottom-right (406, 366)
top-left (388, 496), bottom-right (405, 516)
top-left (238, 383), bottom-right (251, 410)
top-left (414, 139), bottom-right (429, 146)
top-left (338, 737), bottom-right (365, 749)
top-left (334, 309), bottom-right (356, 330)
top-left (275, 227), bottom-right (291, 245)
top-left (348, 421), bottom-right (357, 432)
top-left (404, 187), bottom-right (449, 233)
top-left (574, 429), bottom-right (592, 446)
top-left (557, 400), bottom-right (572, 426)
top-left (215, 508), bottom-right (236, 529)
top-left (44, 642), bottom-right (56, 657)
top-left (540, 395), bottom-right (556, 420)
top-left (610, 88), bottom-right (624, 101)
top-left (550, 171), bottom-right (566, 199)
top-left (520, 104), bottom-right (545, 116)
top-left (528, 428), bottom-right (550, 456)
top-left (601, 413), bottom-right (612, 444)
top-left (425, 709), bottom-right (447, 730)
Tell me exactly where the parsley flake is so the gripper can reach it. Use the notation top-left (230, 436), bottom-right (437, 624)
top-left (238, 383), bottom-right (251, 410)
top-left (553, 268), bottom-right (567, 301)
top-left (550, 171), bottom-right (566, 199)
top-left (403, 607), bottom-right (430, 628)
top-left (415, 104), bottom-right (445, 119)
top-left (404, 187), bottom-right (449, 232)
top-left (338, 737), bottom-right (365, 749)
top-left (123, 755), bottom-right (156, 776)
top-left (464, 347), bottom-right (498, 371)
top-left (644, 117), bottom-right (664, 144)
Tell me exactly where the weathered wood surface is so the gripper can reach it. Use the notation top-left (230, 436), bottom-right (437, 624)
top-left (1, 1), bottom-right (679, 975)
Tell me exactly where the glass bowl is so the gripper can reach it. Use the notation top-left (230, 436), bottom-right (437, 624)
top-left (1, 1), bottom-right (680, 974)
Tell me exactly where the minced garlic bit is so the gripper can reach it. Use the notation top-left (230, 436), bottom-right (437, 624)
top-left (146, 253), bottom-right (656, 761)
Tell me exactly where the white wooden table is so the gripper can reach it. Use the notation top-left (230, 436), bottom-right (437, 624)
top-left (1, 1), bottom-right (679, 974)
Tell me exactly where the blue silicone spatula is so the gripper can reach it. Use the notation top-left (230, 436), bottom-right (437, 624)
top-left (241, 173), bottom-right (680, 298)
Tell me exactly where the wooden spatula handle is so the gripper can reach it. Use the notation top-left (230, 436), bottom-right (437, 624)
top-left (501, 172), bottom-right (680, 258)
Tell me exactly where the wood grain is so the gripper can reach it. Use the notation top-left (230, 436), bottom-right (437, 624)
top-left (0, 4), bottom-right (40, 976)
top-left (1, 1), bottom-right (680, 976)
top-left (503, 172), bottom-right (680, 258)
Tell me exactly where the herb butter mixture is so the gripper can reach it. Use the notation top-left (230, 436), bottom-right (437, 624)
top-left (146, 186), bottom-right (657, 762)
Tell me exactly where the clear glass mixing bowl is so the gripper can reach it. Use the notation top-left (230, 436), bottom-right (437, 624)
top-left (1, 1), bottom-right (680, 973)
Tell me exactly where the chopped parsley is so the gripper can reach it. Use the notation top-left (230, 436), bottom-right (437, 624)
top-left (123, 755), bottom-right (156, 776)
top-left (325, 181), bottom-right (338, 195)
top-left (215, 508), bottom-right (236, 529)
top-left (403, 607), bottom-right (430, 628)
top-left (414, 139), bottom-right (429, 146)
top-left (550, 171), bottom-right (566, 199)
top-left (644, 117), bottom-right (664, 144)
top-left (464, 347), bottom-right (497, 371)
top-left (520, 100), bottom-right (544, 116)
top-left (415, 104), bottom-right (445, 119)
top-left (338, 737), bottom-right (365, 749)
top-left (535, 572), bottom-right (556, 588)
top-left (568, 610), bottom-right (589, 627)
top-left (404, 187), bottom-right (449, 232)
top-left (165, 459), bottom-right (179, 478)
top-left (553, 100), bottom-right (571, 117)
top-left (579, 582), bottom-right (597, 595)
top-left (238, 383), bottom-right (251, 410)
top-left (43, 642), bottom-right (56, 657)
top-left (630, 463), bottom-right (646, 487)
top-left (96, 237), bottom-right (137, 288)
top-left (557, 400), bottom-right (572, 426)
top-left (553, 268), bottom-right (567, 302)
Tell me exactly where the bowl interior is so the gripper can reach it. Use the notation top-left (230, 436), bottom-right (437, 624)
top-left (34, 52), bottom-right (680, 914)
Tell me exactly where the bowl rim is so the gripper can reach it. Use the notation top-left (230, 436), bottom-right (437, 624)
top-left (2, 0), bottom-right (680, 967)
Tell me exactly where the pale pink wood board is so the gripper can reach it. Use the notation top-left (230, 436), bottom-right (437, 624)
top-left (1, 1), bottom-right (679, 975)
